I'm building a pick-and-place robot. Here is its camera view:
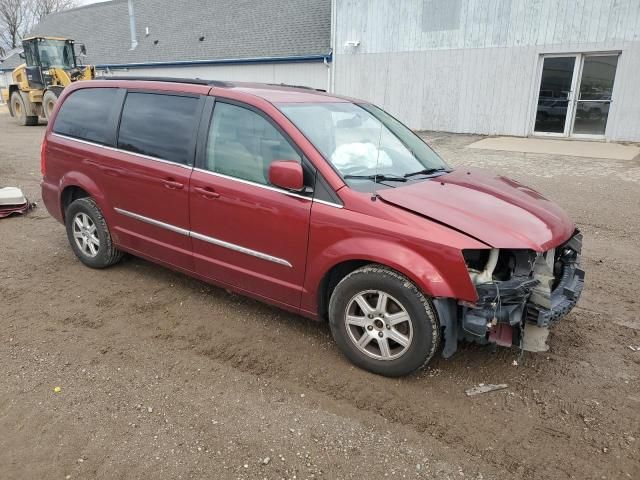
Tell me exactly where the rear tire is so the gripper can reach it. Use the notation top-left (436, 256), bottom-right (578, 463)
top-left (328, 264), bottom-right (440, 377)
top-left (65, 198), bottom-right (124, 269)
top-left (43, 90), bottom-right (58, 121)
top-left (11, 92), bottom-right (38, 126)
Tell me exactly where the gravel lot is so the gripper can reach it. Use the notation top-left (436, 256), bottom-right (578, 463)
top-left (1, 110), bottom-right (639, 480)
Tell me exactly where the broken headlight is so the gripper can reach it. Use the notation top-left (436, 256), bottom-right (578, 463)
top-left (463, 249), bottom-right (537, 285)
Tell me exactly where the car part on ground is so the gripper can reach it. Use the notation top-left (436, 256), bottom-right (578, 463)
top-left (465, 383), bottom-right (509, 396)
top-left (0, 187), bottom-right (35, 218)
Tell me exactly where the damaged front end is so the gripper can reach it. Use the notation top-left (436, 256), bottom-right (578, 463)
top-left (435, 231), bottom-right (585, 358)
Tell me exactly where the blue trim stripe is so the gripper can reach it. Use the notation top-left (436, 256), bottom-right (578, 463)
top-left (97, 53), bottom-right (332, 70)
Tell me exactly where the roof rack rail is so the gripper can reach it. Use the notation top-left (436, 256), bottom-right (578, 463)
top-left (267, 82), bottom-right (326, 92)
top-left (96, 76), bottom-right (231, 88)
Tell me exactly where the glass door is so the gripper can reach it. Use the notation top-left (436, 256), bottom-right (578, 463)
top-left (571, 54), bottom-right (619, 137)
top-left (533, 53), bottom-right (619, 138)
top-left (533, 56), bottom-right (579, 136)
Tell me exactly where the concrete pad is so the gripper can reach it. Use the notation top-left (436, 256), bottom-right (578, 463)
top-left (467, 136), bottom-right (640, 160)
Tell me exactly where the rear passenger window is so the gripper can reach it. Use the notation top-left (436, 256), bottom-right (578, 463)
top-left (205, 102), bottom-right (301, 185)
top-left (118, 92), bottom-right (200, 165)
top-left (53, 88), bottom-right (119, 145)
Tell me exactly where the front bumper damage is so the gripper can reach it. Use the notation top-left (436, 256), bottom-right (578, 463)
top-left (435, 231), bottom-right (585, 358)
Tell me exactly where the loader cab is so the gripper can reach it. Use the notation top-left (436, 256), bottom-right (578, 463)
top-left (22, 37), bottom-right (78, 89)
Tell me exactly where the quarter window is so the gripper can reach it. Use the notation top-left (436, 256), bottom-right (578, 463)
top-left (118, 92), bottom-right (200, 165)
top-left (53, 88), bottom-right (119, 145)
top-left (205, 102), bottom-right (301, 185)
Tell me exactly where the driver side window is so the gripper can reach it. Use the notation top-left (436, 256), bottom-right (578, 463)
top-left (205, 102), bottom-right (301, 186)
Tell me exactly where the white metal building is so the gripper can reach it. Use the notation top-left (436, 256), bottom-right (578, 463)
top-left (332, 0), bottom-right (640, 142)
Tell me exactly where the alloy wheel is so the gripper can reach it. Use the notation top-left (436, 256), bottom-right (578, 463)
top-left (344, 290), bottom-right (413, 360)
top-left (72, 212), bottom-right (100, 257)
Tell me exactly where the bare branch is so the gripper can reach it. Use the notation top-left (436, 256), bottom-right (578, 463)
top-left (0, 0), bottom-right (30, 50)
top-left (0, 0), bottom-right (77, 52)
top-left (30, 0), bottom-right (77, 23)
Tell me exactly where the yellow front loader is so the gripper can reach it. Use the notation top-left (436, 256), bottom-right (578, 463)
top-left (1, 36), bottom-right (94, 125)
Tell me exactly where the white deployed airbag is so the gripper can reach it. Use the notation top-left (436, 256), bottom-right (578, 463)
top-left (331, 142), bottom-right (393, 172)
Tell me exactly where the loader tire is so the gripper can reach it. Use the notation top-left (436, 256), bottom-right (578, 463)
top-left (11, 92), bottom-right (38, 126)
top-left (43, 90), bottom-right (58, 121)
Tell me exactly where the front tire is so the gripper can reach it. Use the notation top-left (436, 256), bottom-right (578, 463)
top-left (11, 92), bottom-right (38, 126)
top-left (65, 198), bottom-right (123, 269)
top-left (43, 90), bottom-right (58, 121)
top-left (328, 264), bottom-right (440, 377)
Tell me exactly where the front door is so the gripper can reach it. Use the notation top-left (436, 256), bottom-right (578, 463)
top-left (189, 99), bottom-right (313, 308)
top-left (533, 53), bottom-right (619, 138)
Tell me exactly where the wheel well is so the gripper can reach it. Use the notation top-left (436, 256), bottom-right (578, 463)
top-left (317, 260), bottom-right (370, 321)
top-left (47, 86), bottom-right (64, 98)
top-left (61, 186), bottom-right (90, 219)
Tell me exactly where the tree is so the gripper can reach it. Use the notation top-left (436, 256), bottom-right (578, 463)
top-left (30, 0), bottom-right (77, 23)
top-left (0, 0), bottom-right (30, 51)
top-left (0, 0), bottom-right (77, 54)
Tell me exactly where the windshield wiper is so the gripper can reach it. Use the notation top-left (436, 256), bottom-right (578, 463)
top-left (344, 174), bottom-right (408, 183)
top-left (403, 167), bottom-right (449, 178)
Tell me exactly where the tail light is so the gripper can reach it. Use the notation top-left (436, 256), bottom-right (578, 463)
top-left (40, 136), bottom-right (47, 177)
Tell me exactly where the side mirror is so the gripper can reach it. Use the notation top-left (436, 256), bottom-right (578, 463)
top-left (79, 44), bottom-right (87, 55)
top-left (269, 160), bottom-right (304, 191)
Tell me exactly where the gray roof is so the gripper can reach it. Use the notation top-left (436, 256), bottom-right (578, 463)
top-left (24, 0), bottom-right (330, 67)
top-left (0, 48), bottom-right (24, 71)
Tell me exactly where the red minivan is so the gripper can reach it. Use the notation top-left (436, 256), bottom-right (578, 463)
top-left (41, 78), bottom-right (585, 376)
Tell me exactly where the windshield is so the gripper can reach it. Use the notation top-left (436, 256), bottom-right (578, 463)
top-left (277, 102), bottom-right (449, 187)
top-left (37, 39), bottom-right (75, 68)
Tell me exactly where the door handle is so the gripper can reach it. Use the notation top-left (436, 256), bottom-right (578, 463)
top-left (193, 186), bottom-right (220, 199)
top-left (162, 178), bottom-right (184, 190)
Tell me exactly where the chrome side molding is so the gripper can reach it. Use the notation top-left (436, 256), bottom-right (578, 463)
top-left (114, 208), bottom-right (190, 236)
top-left (114, 207), bottom-right (292, 268)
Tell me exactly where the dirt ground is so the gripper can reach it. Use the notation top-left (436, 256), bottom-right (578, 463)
top-left (1, 109), bottom-right (639, 480)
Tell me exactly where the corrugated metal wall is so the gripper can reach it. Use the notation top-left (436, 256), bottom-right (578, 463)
top-left (333, 0), bottom-right (640, 141)
top-left (100, 62), bottom-right (329, 91)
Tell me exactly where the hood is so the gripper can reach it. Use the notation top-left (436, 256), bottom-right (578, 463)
top-left (377, 168), bottom-right (574, 251)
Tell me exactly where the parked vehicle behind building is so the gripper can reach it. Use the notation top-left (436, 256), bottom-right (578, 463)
top-left (40, 78), bottom-right (585, 376)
